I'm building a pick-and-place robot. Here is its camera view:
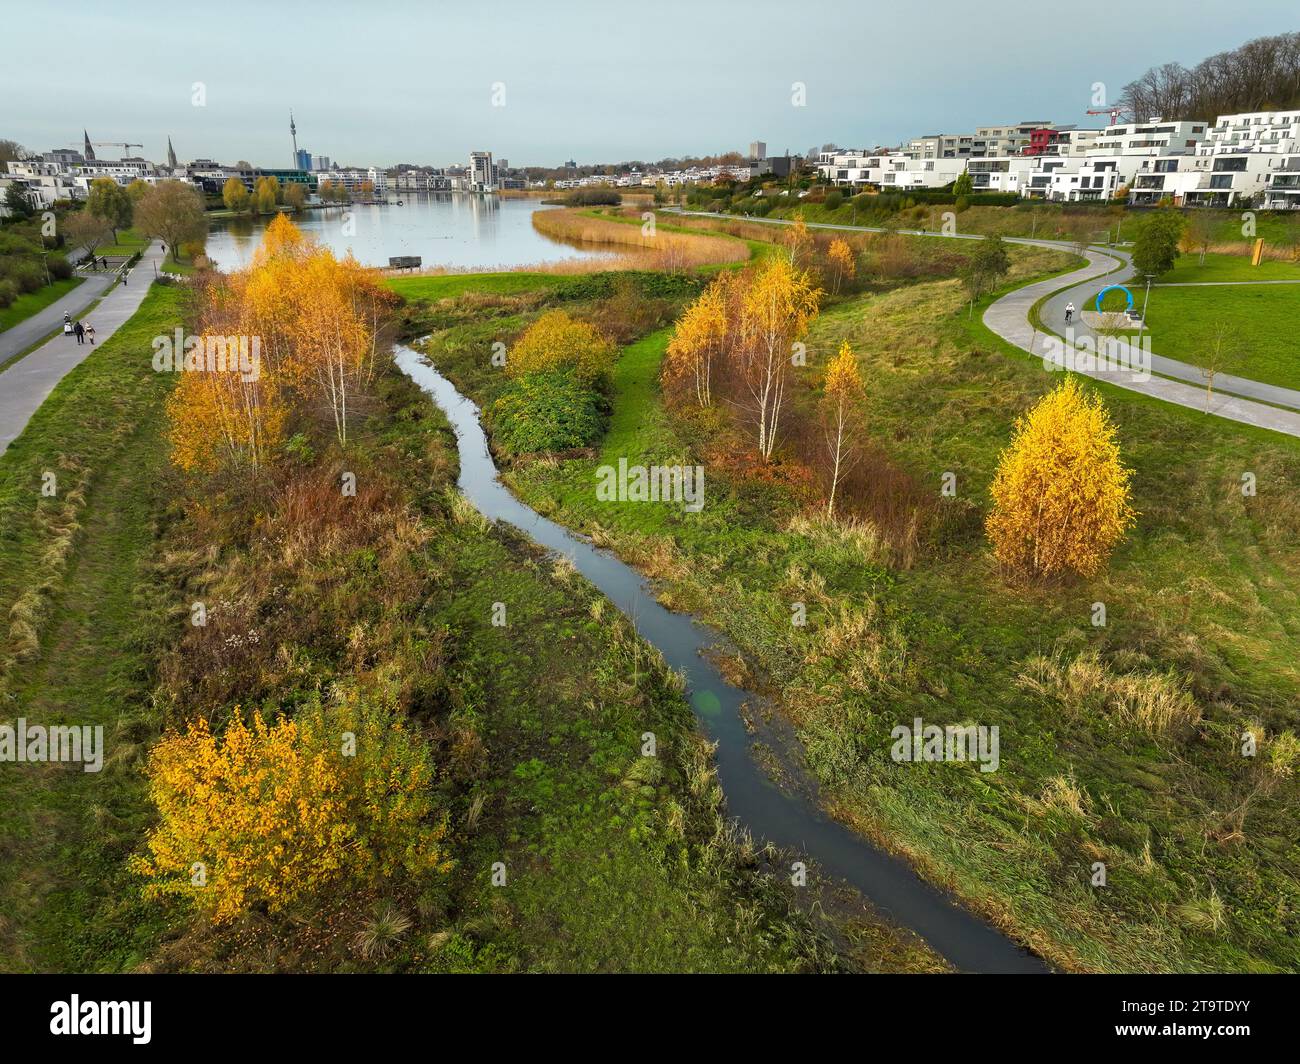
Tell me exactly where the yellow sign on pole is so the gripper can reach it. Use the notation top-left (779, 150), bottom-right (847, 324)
top-left (1252, 238), bottom-right (1264, 266)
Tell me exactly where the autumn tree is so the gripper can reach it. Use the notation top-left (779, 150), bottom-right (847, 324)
top-left (737, 255), bottom-right (821, 461)
top-left (827, 237), bottom-right (856, 295)
top-left (283, 181), bottom-right (307, 212)
top-left (222, 176), bottom-right (250, 213)
top-left (958, 234), bottom-right (1011, 318)
top-left (1182, 210), bottom-right (1217, 265)
top-left (64, 210), bottom-right (114, 259)
top-left (822, 340), bottom-right (864, 518)
top-left (986, 377), bottom-right (1136, 578)
top-left (135, 180), bottom-right (207, 260)
top-left (507, 309), bottom-right (616, 386)
top-left (86, 177), bottom-right (132, 239)
top-left (663, 273), bottom-right (729, 406)
top-left (130, 694), bottom-right (453, 923)
top-left (254, 174), bottom-right (280, 214)
top-left (1191, 322), bottom-right (1247, 411)
top-left (165, 354), bottom-right (288, 474)
top-left (783, 214), bottom-right (813, 268)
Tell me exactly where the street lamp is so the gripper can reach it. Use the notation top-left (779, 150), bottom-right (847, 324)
top-left (1135, 273), bottom-right (1154, 344)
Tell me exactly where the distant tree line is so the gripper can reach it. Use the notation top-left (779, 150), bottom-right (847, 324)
top-left (1120, 31), bottom-right (1300, 122)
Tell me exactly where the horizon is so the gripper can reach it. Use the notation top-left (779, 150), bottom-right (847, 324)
top-left (3, 0), bottom-right (1297, 169)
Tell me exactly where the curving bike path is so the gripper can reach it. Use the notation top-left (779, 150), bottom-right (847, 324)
top-left (665, 208), bottom-right (1300, 438)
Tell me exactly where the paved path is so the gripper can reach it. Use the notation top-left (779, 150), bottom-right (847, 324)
top-left (986, 247), bottom-right (1300, 437)
top-left (0, 241), bottom-right (166, 456)
top-left (667, 208), bottom-right (1300, 437)
top-left (1033, 245), bottom-right (1300, 413)
top-left (0, 268), bottom-right (120, 370)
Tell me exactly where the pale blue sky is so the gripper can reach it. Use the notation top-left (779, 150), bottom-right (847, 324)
top-left (2, 0), bottom-right (1295, 168)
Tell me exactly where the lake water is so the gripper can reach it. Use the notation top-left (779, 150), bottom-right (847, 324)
top-left (204, 194), bottom-right (613, 272)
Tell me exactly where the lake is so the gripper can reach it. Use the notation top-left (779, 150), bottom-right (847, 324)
top-left (204, 194), bottom-right (613, 272)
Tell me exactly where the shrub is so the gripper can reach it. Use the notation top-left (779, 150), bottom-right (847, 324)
top-left (507, 309), bottom-right (617, 387)
top-left (489, 369), bottom-right (606, 455)
top-left (824, 190), bottom-right (843, 211)
top-left (986, 377), bottom-right (1136, 578)
top-left (0, 279), bottom-right (16, 308)
top-left (130, 690), bottom-right (452, 923)
top-left (563, 188), bottom-right (621, 206)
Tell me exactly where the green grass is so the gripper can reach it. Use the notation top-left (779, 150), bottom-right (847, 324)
top-left (1083, 256), bottom-right (1300, 392)
top-left (0, 283), bottom-right (187, 971)
top-left (386, 271), bottom-right (577, 301)
top-left (88, 227), bottom-right (149, 259)
top-left (0, 277), bottom-right (85, 333)
top-left (420, 260), bottom-right (1300, 974)
top-left (1161, 251), bottom-right (1300, 284)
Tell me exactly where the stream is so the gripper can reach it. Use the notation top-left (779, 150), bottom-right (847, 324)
top-left (396, 343), bottom-right (1051, 974)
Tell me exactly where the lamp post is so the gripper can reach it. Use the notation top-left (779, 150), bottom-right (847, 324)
top-left (1136, 273), bottom-right (1154, 344)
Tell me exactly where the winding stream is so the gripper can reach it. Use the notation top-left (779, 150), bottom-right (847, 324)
top-left (396, 344), bottom-right (1051, 974)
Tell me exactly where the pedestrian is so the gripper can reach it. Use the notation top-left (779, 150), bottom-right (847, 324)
top-left (74, 320), bottom-right (85, 345)
top-left (63, 311), bottom-right (71, 324)
top-left (1065, 301), bottom-right (1075, 324)
top-left (121, 272), bottom-right (127, 287)
top-left (86, 324), bottom-right (96, 344)
top-left (63, 320), bottom-right (73, 337)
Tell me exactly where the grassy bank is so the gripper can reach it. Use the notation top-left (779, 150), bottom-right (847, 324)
top-left (0, 277), bottom-right (85, 333)
top-left (417, 254), bottom-right (1300, 973)
top-left (0, 283), bottom-right (188, 970)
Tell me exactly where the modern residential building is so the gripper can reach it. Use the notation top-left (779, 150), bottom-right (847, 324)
top-left (316, 166), bottom-right (386, 197)
top-left (469, 150), bottom-right (495, 190)
top-left (749, 141), bottom-right (767, 161)
top-left (1088, 118), bottom-right (1208, 157)
top-left (1263, 155), bottom-right (1300, 209)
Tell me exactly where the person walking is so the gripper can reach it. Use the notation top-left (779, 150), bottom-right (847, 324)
top-left (1065, 301), bottom-right (1075, 325)
top-left (86, 324), bottom-right (96, 344)
top-left (73, 320), bottom-right (85, 345)
top-left (63, 320), bottom-right (73, 338)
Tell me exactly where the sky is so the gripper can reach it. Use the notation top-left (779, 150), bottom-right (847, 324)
top-left (3, 0), bottom-right (1296, 169)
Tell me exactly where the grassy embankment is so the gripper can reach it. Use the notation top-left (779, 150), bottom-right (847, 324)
top-left (0, 278), bottom-right (85, 333)
top-left (0, 284), bottom-right (189, 971)
top-left (0, 274), bottom-right (870, 973)
top-left (413, 239), bottom-right (1300, 973)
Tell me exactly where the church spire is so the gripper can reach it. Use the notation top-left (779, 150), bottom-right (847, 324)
top-left (167, 136), bottom-right (177, 169)
top-left (83, 130), bottom-right (95, 162)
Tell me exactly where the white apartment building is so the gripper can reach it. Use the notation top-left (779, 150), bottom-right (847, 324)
top-left (1263, 155), bottom-right (1300, 209)
top-left (1123, 111), bottom-right (1300, 207)
top-left (818, 149), bottom-right (896, 187)
top-left (1045, 157), bottom-right (1138, 202)
top-left (317, 166), bottom-right (388, 197)
top-left (1087, 118), bottom-right (1208, 157)
top-left (469, 151), bottom-right (495, 190)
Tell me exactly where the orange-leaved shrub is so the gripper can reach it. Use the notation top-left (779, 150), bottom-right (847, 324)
top-left (130, 690), bottom-right (452, 923)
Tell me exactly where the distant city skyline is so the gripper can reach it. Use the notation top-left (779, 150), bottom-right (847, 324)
top-left (3, 0), bottom-right (1297, 169)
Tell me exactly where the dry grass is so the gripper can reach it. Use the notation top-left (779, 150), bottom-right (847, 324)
top-left (1017, 648), bottom-right (1203, 738)
top-left (531, 208), bottom-right (749, 270)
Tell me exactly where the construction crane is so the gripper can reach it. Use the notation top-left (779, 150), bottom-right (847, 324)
top-left (1085, 108), bottom-right (1125, 126)
top-left (91, 141), bottom-right (144, 157)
